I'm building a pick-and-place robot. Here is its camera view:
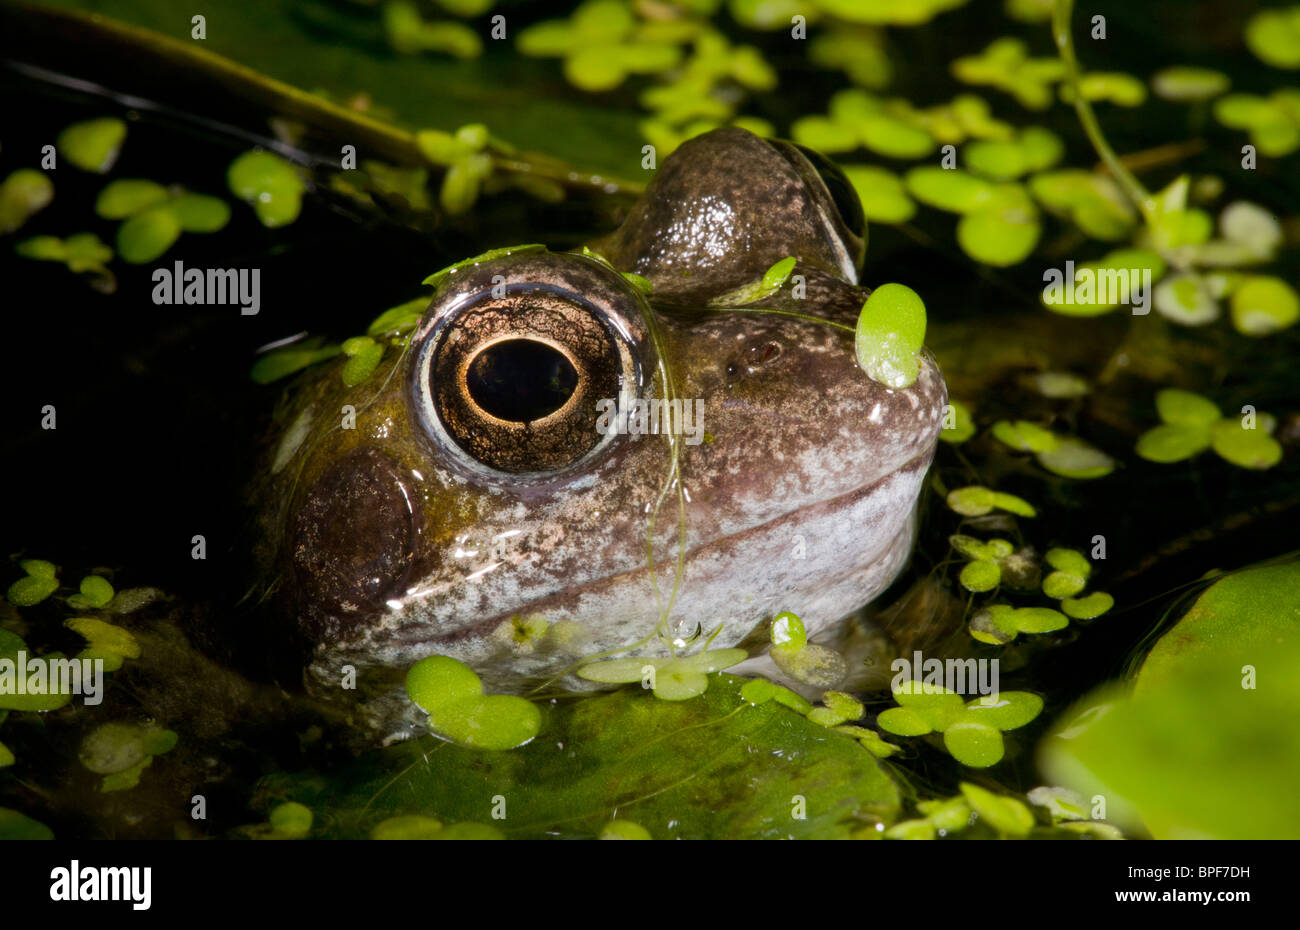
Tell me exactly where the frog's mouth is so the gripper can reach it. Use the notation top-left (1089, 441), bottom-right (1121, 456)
top-left (376, 444), bottom-right (936, 673)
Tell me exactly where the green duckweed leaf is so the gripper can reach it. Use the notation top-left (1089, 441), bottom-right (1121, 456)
top-left (269, 801), bottom-right (314, 837)
top-left (843, 165), bottom-right (915, 224)
top-left (116, 206), bottom-right (182, 264)
top-left (991, 419), bottom-right (1059, 453)
top-left (1062, 591), bottom-right (1114, 619)
top-left (1136, 423), bottom-right (1212, 462)
top-left (57, 117), bottom-right (126, 173)
top-left (960, 782), bottom-right (1035, 834)
top-left (1244, 6), bottom-right (1300, 70)
top-left (854, 283), bottom-right (927, 389)
top-left (939, 399), bottom-right (975, 443)
top-left (1151, 66), bottom-right (1230, 102)
top-left (943, 720), bottom-right (1005, 767)
top-left (770, 611), bottom-right (806, 649)
top-left (0, 808), bottom-right (54, 840)
top-left (1036, 437), bottom-right (1115, 478)
top-left (1210, 419), bottom-right (1284, 470)
top-left (340, 336), bottom-right (385, 387)
top-left (0, 169), bottom-right (54, 234)
top-left (599, 819), bottom-right (653, 840)
top-left (94, 179), bottom-right (170, 219)
top-left (960, 560), bottom-right (1001, 593)
top-left (1229, 276), bottom-right (1300, 337)
top-left (227, 150), bottom-right (305, 227)
top-left (369, 815), bottom-right (444, 839)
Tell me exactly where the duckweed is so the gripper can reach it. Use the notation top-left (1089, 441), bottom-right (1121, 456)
top-left (268, 801), bottom-right (314, 837)
top-left (854, 283), bottom-right (926, 389)
top-left (946, 485), bottom-right (1037, 518)
top-left (7, 559), bottom-right (59, 606)
top-left (578, 647), bottom-right (748, 701)
top-left (0, 169), bottom-right (54, 234)
top-left (1151, 66), bottom-right (1230, 102)
top-left (227, 150), bottom-right (305, 227)
top-left (877, 680), bottom-right (1043, 768)
top-left (407, 654), bottom-right (542, 749)
top-left (1136, 388), bottom-right (1283, 469)
top-left (15, 233), bottom-right (113, 276)
top-left (599, 820), bottom-right (652, 840)
top-left (1244, 5), bottom-right (1300, 70)
top-left (56, 117), bottom-right (126, 173)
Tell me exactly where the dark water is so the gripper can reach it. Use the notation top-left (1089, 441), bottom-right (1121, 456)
top-left (1, 0), bottom-right (1299, 838)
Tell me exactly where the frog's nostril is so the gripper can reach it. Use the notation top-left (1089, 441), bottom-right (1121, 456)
top-left (748, 340), bottom-right (782, 368)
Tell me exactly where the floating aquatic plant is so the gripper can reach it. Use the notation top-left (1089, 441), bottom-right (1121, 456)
top-left (227, 150), bottom-right (305, 227)
top-left (877, 680), bottom-right (1043, 768)
top-left (990, 420), bottom-right (1115, 478)
top-left (6, 559), bottom-right (59, 606)
top-left (78, 721), bottom-right (177, 792)
top-left (406, 654), bottom-right (543, 749)
top-left (1135, 388), bottom-right (1283, 470)
top-left (946, 485), bottom-right (1036, 518)
top-left (0, 169), bottom-right (54, 234)
top-left (56, 117), bottom-right (126, 173)
top-left (854, 283), bottom-right (927, 389)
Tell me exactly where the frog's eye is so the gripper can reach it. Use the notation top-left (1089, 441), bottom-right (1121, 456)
top-left (785, 141), bottom-right (868, 254)
top-left (408, 251), bottom-right (651, 477)
top-left (770, 141), bottom-right (868, 279)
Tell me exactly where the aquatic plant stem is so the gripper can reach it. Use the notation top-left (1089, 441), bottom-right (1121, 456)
top-left (1052, 0), bottom-right (1157, 227)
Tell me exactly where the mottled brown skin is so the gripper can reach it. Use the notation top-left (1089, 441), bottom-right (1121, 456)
top-left (253, 128), bottom-right (947, 739)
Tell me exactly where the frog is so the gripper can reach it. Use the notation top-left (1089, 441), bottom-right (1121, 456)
top-left (252, 127), bottom-right (948, 739)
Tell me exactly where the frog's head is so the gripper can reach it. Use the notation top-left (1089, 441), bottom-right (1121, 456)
top-left (255, 128), bottom-right (946, 736)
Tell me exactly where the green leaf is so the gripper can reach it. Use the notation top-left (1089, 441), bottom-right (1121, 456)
top-left (1036, 438), bottom-right (1115, 479)
top-left (1062, 591), bottom-right (1114, 620)
top-left (964, 691), bottom-right (1043, 730)
top-left (423, 244), bottom-right (546, 288)
top-left (1229, 276), bottom-right (1300, 337)
top-left (262, 675), bottom-right (900, 838)
top-left (57, 117), bottom-right (127, 173)
top-left (959, 560), bottom-right (1001, 593)
top-left (943, 720), bottom-right (1005, 767)
top-left (0, 808), bottom-right (54, 840)
top-left (341, 337), bottom-right (385, 387)
top-left (1244, 7), bottom-right (1300, 69)
top-left (991, 419), bottom-right (1059, 453)
top-left (903, 167), bottom-right (996, 213)
top-left (843, 165), bottom-right (915, 224)
top-left (227, 150), bottom-right (305, 227)
top-left (250, 344), bottom-right (342, 384)
top-left (116, 206), bottom-right (182, 264)
top-left (854, 283), bottom-right (927, 389)
top-left (1151, 66), bottom-right (1230, 102)
top-left (269, 801), bottom-right (313, 837)
top-left (1136, 423), bottom-right (1211, 463)
top-left (960, 783), bottom-right (1035, 834)
top-left (167, 193), bottom-right (232, 232)
top-left (1210, 419), bottom-right (1284, 470)
top-left (0, 169), bottom-right (55, 234)
top-left (95, 179), bottom-right (170, 219)
top-left (1040, 561), bottom-right (1300, 839)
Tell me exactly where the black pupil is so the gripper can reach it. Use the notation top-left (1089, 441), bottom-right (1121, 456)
top-left (466, 339), bottom-right (579, 423)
